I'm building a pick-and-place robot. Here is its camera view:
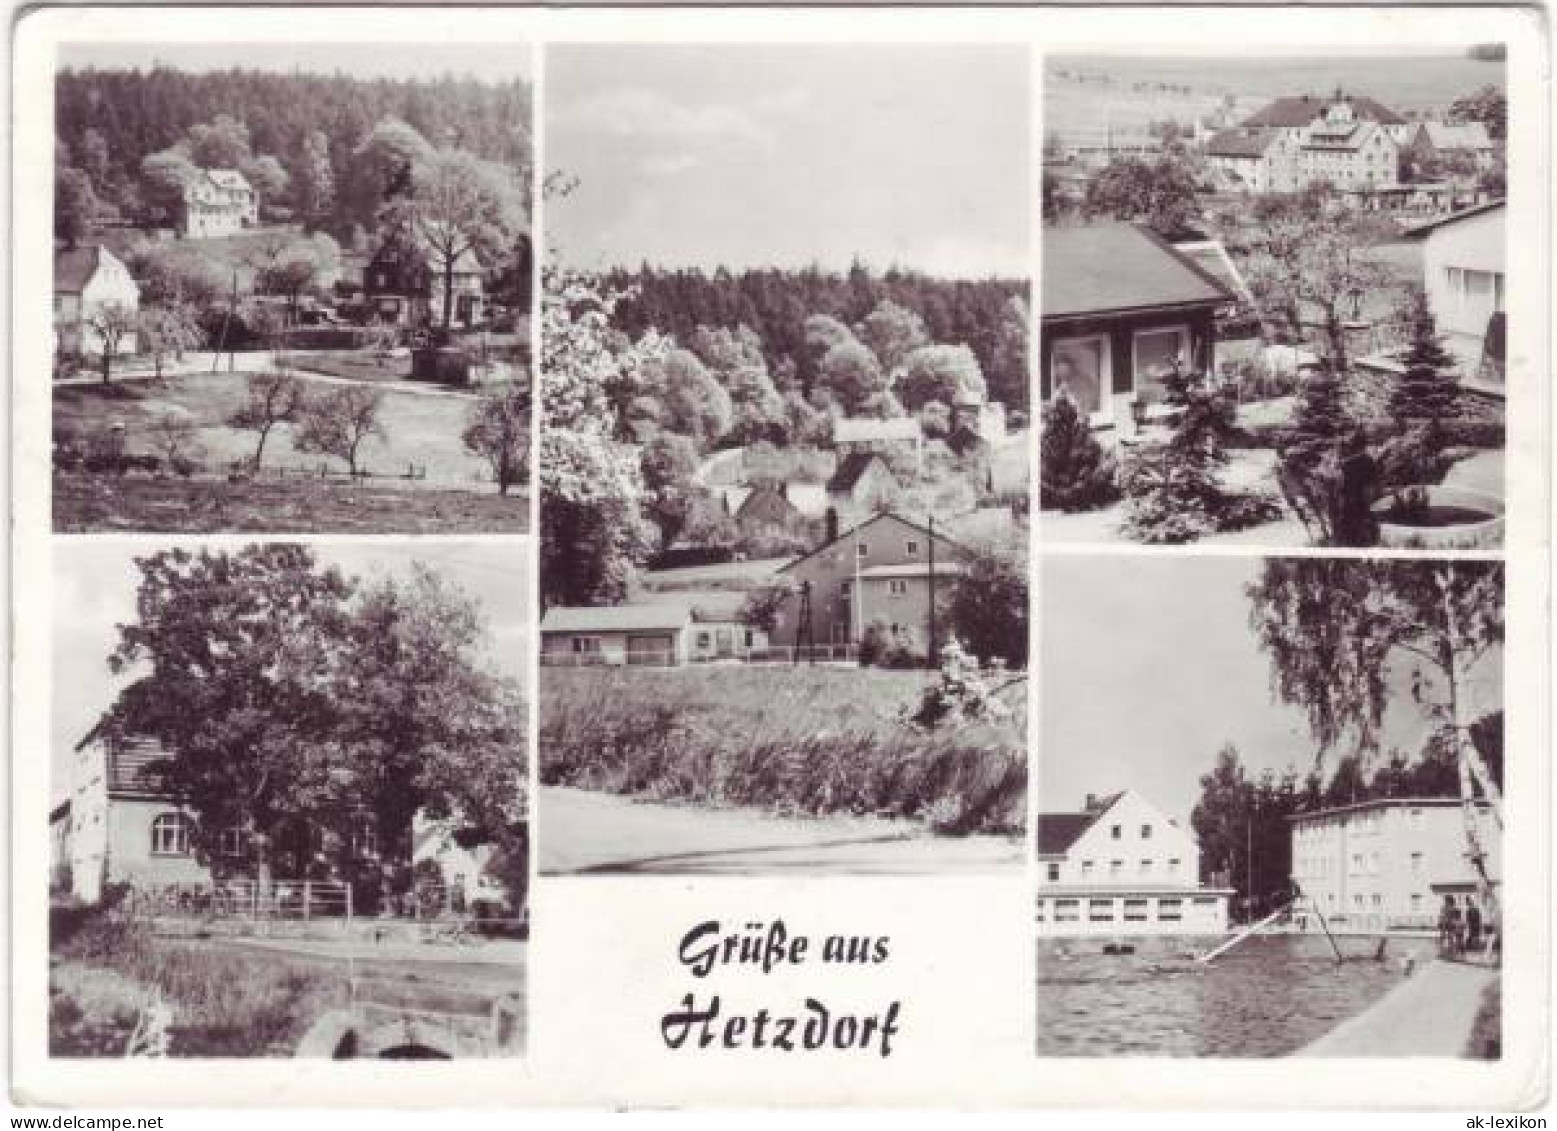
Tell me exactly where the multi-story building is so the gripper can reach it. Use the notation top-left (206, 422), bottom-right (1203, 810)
top-left (53, 726), bottom-right (521, 911)
top-left (181, 168), bottom-right (259, 239)
top-left (1204, 127), bottom-right (1299, 194)
top-left (1294, 100), bottom-right (1400, 192)
top-left (1036, 790), bottom-right (1231, 937)
top-left (1288, 797), bottom-right (1500, 934)
top-left (768, 510), bottom-right (967, 657)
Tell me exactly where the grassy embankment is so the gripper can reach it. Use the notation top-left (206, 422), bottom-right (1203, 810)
top-left (49, 903), bottom-right (346, 1057)
top-left (540, 665), bottom-right (1026, 836)
top-left (1465, 977), bottom-right (1501, 1059)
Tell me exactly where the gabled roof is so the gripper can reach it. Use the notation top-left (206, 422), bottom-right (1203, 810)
top-left (1402, 199), bottom-right (1505, 239)
top-left (833, 417), bottom-right (922, 444)
top-left (1205, 128), bottom-right (1279, 159)
top-left (54, 245), bottom-right (101, 293)
top-left (777, 510), bottom-right (970, 576)
top-left (205, 168), bottom-right (253, 192)
top-left (1417, 121), bottom-right (1494, 150)
top-left (539, 604), bottom-right (690, 633)
top-left (1036, 792), bottom-right (1126, 856)
top-left (1042, 223), bottom-right (1231, 322)
top-left (1171, 238), bottom-right (1254, 305)
top-left (1242, 94), bottom-right (1405, 129)
top-left (827, 452), bottom-right (890, 495)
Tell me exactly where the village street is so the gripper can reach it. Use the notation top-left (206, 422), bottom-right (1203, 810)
top-left (540, 786), bottom-right (1024, 875)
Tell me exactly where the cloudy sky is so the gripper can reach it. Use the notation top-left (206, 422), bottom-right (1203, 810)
top-left (1040, 556), bottom-right (1503, 825)
top-left (50, 541), bottom-right (528, 803)
top-left (546, 43), bottom-right (1029, 277)
top-left (58, 42), bottom-right (533, 83)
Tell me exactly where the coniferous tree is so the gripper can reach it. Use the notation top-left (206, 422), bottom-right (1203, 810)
top-left (1038, 393), bottom-right (1118, 512)
top-left (1390, 287), bottom-right (1460, 431)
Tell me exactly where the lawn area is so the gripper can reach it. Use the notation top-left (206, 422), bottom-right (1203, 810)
top-left (289, 350), bottom-right (412, 384)
top-left (55, 371), bottom-right (496, 488)
top-left (540, 665), bottom-right (1026, 835)
top-left (55, 471), bottom-right (528, 534)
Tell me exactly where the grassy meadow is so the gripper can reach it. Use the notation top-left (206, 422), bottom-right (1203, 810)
top-left (54, 472), bottom-right (528, 534)
top-left (539, 665), bottom-right (1027, 836)
top-left (55, 371), bottom-right (494, 487)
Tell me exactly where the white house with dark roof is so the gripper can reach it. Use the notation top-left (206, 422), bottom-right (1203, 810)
top-left (54, 244), bottom-right (139, 357)
top-left (1204, 127), bottom-right (1299, 193)
top-left (1037, 790), bottom-right (1230, 937)
top-left (181, 167), bottom-right (259, 238)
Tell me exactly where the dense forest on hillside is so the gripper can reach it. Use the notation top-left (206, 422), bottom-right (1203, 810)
top-left (601, 264), bottom-right (1029, 413)
top-left (56, 67), bottom-right (531, 240)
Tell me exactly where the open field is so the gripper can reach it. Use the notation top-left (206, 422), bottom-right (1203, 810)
top-left (540, 665), bottom-right (1026, 836)
top-left (54, 472), bottom-right (528, 534)
top-left (55, 371), bottom-right (495, 487)
top-left (290, 350), bottom-right (413, 384)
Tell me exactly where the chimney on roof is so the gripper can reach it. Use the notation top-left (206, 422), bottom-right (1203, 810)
top-left (1084, 793), bottom-right (1098, 811)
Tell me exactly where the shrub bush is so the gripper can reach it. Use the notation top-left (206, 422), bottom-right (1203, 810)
top-left (1039, 394), bottom-right (1119, 512)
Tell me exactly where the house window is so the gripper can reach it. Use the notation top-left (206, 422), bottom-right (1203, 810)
top-left (1158, 898), bottom-right (1183, 921)
top-left (1054, 899), bottom-right (1080, 923)
top-left (696, 632), bottom-right (712, 649)
top-left (1109, 860), bottom-right (1123, 878)
top-left (151, 813), bottom-right (193, 856)
top-left (1035, 899), bottom-right (1045, 922)
top-left (571, 636), bottom-right (601, 655)
top-left (888, 580), bottom-right (908, 598)
top-left (1123, 899), bottom-right (1149, 922)
top-left (744, 630), bottom-right (755, 648)
top-left (1088, 899), bottom-right (1115, 922)
top-left (1110, 824), bottom-right (1122, 840)
top-left (1080, 860), bottom-right (1094, 879)
top-left (1132, 326), bottom-right (1190, 403)
top-left (856, 543), bottom-right (869, 558)
top-left (1411, 893), bottom-right (1423, 912)
top-left (1046, 862), bottom-right (1060, 883)
top-left (1139, 859), bottom-right (1152, 875)
top-left (1049, 334), bottom-right (1108, 419)
top-left (905, 540), bottom-right (920, 557)
top-left (1410, 852), bottom-right (1423, 875)
top-left (219, 827), bottom-right (247, 857)
top-left (353, 817), bottom-right (378, 858)
top-left (1140, 824), bottom-right (1152, 839)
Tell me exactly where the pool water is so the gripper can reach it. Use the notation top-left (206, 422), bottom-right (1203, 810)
top-left (1037, 934), bottom-right (1418, 1057)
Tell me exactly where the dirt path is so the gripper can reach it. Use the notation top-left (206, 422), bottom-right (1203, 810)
top-left (539, 785), bottom-right (1023, 875)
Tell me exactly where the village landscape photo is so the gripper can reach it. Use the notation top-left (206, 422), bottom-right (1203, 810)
top-left (1036, 555), bottom-right (1504, 1058)
top-left (51, 43), bottom-right (533, 534)
top-left (537, 43), bottom-right (1031, 874)
top-left (1038, 49), bottom-right (1507, 549)
top-left (48, 541), bottom-right (531, 1059)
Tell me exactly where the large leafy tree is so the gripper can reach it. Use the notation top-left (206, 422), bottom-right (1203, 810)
top-left (103, 546), bottom-right (357, 892)
top-left (335, 566), bottom-right (528, 909)
top-left (942, 539), bottom-right (1028, 669)
top-left (462, 382), bottom-right (530, 497)
top-left (381, 147), bottom-right (525, 330)
top-left (1247, 559), bottom-right (1504, 910)
top-left (1085, 155), bottom-right (1201, 235)
top-left (539, 267), bottom-right (662, 607)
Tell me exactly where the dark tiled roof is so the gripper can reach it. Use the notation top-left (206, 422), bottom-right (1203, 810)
top-left (1042, 224), bottom-right (1230, 321)
top-left (827, 452), bottom-right (886, 495)
top-left (1205, 128), bottom-right (1277, 158)
top-left (54, 246), bottom-right (101, 293)
top-left (1036, 792), bottom-right (1124, 855)
top-left (1242, 94), bottom-right (1405, 128)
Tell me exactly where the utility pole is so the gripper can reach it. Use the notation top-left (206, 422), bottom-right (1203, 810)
top-left (927, 516), bottom-right (937, 668)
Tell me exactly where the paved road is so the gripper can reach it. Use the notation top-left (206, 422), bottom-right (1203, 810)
top-left (539, 785), bottom-right (1023, 875)
top-left (1299, 958), bottom-right (1498, 1056)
